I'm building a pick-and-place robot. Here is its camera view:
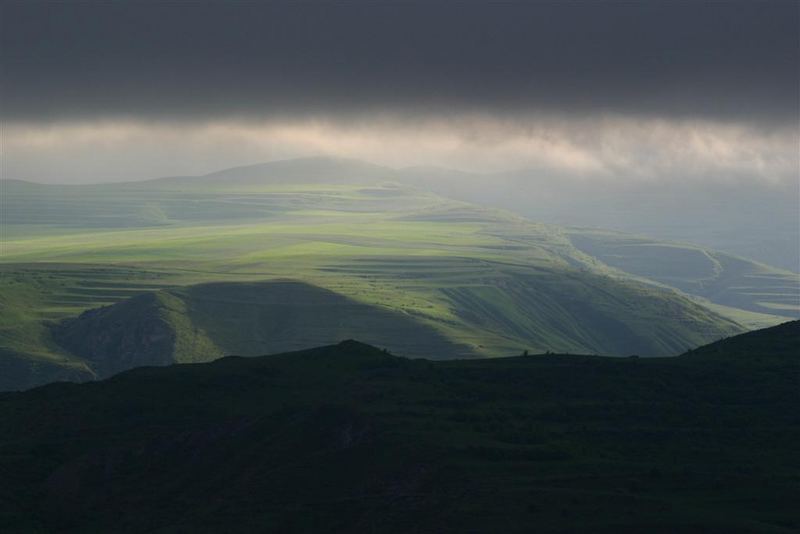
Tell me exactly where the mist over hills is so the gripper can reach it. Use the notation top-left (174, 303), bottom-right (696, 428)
top-left (566, 228), bottom-right (799, 320)
top-left (5, 155), bottom-right (797, 272)
top-left (143, 157), bottom-right (398, 189)
top-left (395, 164), bottom-right (800, 272)
top-left (149, 156), bottom-right (800, 272)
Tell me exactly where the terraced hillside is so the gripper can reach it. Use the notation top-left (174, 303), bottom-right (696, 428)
top-left (0, 157), bottom-right (748, 389)
top-left (0, 323), bottom-right (797, 532)
top-left (0, 264), bottom-right (179, 390)
top-left (567, 228), bottom-right (799, 326)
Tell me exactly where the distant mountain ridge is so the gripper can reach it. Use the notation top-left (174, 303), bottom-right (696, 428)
top-left (149, 156), bottom-right (399, 188)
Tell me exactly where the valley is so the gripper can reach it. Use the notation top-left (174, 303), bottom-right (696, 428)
top-left (1, 158), bottom-right (796, 390)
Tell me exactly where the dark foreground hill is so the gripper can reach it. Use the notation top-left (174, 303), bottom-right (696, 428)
top-left (0, 323), bottom-right (798, 533)
top-left (682, 320), bottom-right (800, 361)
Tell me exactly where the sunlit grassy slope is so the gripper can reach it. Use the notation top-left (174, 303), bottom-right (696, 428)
top-left (0, 158), bottom-right (746, 388)
top-left (1, 323), bottom-right (797, 532)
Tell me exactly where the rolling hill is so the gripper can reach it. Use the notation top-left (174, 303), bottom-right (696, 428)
top-left (41, 274), bottom-right (736, 384)
top-left (51, 280), bottom-right (473, 378)
top-left (0, 158), bottom-right (753, 389)
top-left (0, 323), bottom-right (797, 532)
top-left (395, 165), bottom-right (800, 272)
top-left (566, 228), bottom-right (799, 325)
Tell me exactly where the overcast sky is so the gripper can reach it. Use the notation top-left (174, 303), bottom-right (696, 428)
top-left (1, 1), bottom-right (798, 184)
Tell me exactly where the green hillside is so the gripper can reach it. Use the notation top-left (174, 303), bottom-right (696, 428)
top-left (0, 323), bottom-right (797, 532)
top-left (42, 274), bottom-right (737, 383)
top-left (0, 158), bottom-right (752, 389)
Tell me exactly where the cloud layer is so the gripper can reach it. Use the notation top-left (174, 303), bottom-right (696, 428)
top-left (1, 2), bottom-right (797, 187)
top-left (2, 1), bottom-right (797, 125)
top-left (3, 116), bottom-right (796, 186)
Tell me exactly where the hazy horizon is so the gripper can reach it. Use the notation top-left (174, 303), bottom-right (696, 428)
top-left (2, 1), bottom-right (797, 187)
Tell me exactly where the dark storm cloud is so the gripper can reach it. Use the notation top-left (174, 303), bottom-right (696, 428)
top-left (1, 1), bottom-right (797, 124)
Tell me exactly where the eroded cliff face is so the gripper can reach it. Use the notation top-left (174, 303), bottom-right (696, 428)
top-left (51, 292), bottom-right (177, 378)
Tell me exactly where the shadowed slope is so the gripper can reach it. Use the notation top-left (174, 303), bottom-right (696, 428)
top-left (682, 320), bottom-right (799, 361)
top-left (49, 275), bottom-right (742, 385)
top-left (51, 280), bottom-right (474, 378)
top-left (0, 349), bottom-right (93, 392)
top-left (0, 324), bottom-right (797, 532)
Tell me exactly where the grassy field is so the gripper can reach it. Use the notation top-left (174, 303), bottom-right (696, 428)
top-left (0, 159), bottom-right (770, 388)
top-left (0, 322), bottom-right (797, 532)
